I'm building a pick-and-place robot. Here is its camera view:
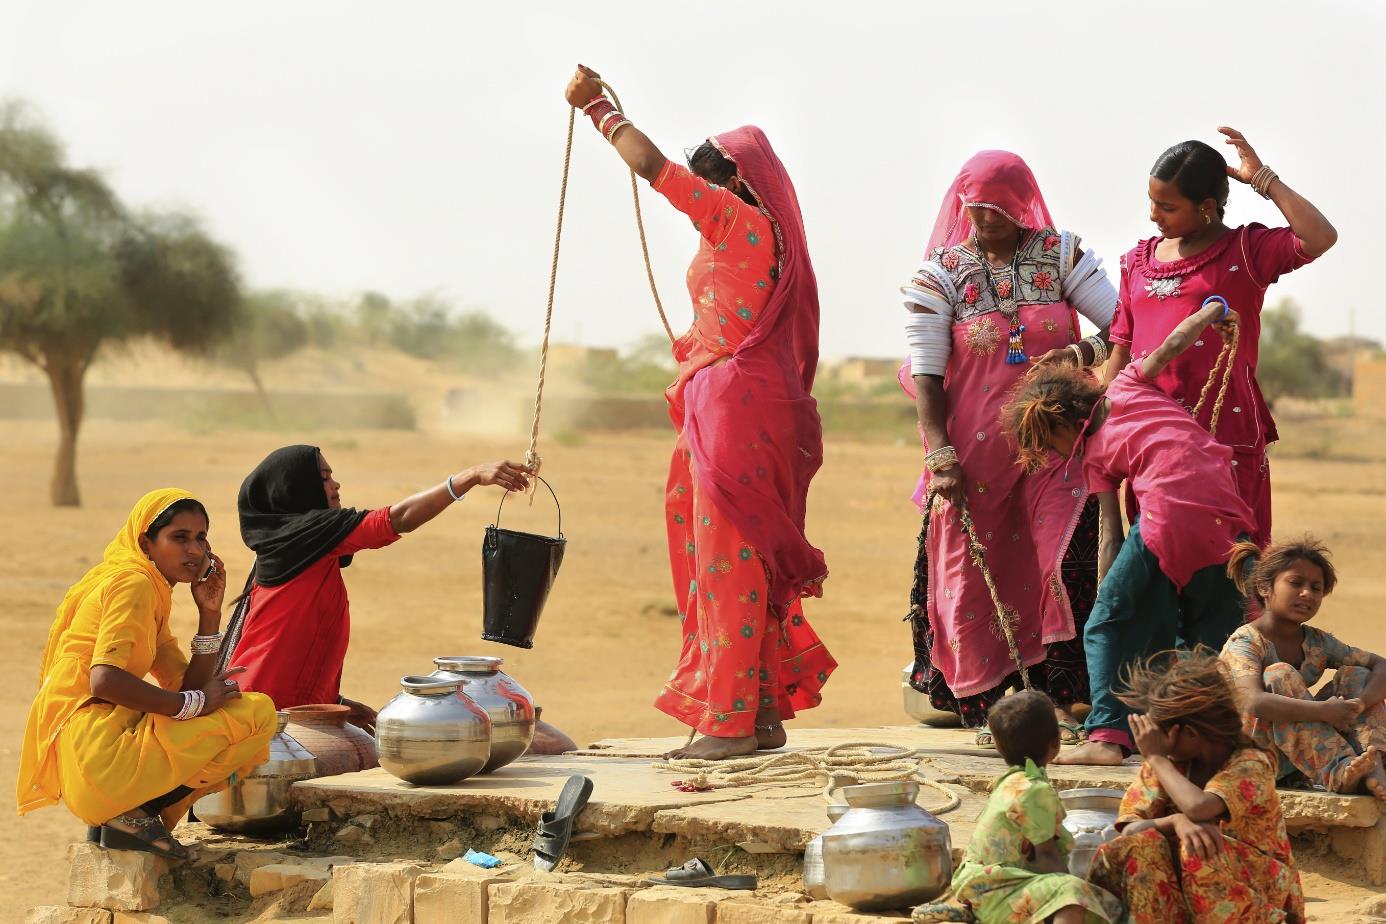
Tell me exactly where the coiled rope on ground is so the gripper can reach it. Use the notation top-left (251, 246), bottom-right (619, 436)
top-left (654, 742), bottom-right (962, 815)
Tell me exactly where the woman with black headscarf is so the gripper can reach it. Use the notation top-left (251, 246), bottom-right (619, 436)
top-left (220, 445), bottom-right (530, 729)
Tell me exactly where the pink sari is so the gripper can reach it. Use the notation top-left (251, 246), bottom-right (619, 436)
top-left (900, 151), bottom-right (1090, 699)
top-left (679, 126), bottom-right (827, 609)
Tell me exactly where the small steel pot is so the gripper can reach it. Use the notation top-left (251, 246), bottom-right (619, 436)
top-left (1060, 787), bottom-right (1123, 878)
top-left (192, 712), bottom-right (317, 833)
top-left (375, 675), bottom-right (492, 785)
top-left (430, 656), bottom-right (535, 773)
top-left (821, 781), bottom-right (953, 912)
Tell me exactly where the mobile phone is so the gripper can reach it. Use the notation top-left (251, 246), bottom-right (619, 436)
top-left (199, 559), bottom-right (216, 583)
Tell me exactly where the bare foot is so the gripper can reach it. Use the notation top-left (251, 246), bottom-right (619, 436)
top-left (1333, 746), bottom-right (1380, 793)
top-left (662, 734), bottom-right (760, 761)
top-left (754, 703), bottom-right (786, 751)
top-left (1052, 740), bottom-right (1125, 766)
top-left (1365, 767), bottom-right (1386, 804)
top-left (1054, 704), bottom-right (1082, 727)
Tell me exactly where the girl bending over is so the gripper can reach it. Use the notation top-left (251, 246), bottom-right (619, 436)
top-left (1001, 298), bottom-right (1252, 764)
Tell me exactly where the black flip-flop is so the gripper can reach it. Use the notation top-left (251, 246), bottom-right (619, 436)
top-left (644, 857), bottom-right (757, 890)
top-left (100, 814), bottom-right (191, 862)
top-left (532, 774), bottom-right (593, 872)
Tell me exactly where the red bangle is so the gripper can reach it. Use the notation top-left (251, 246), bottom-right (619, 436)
top-left (585, 97), bottom-right (616, 131)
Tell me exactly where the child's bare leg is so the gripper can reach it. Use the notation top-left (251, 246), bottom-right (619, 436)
top-left (1053, 906), bottom-right (1087, 924)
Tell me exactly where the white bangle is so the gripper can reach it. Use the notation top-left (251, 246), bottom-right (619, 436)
top-left (173, 689), bottom-right (204, 721)
top-left (190, 633), bottom-right (222, 656)
top-left (445, 475), bottom-right (466, 502)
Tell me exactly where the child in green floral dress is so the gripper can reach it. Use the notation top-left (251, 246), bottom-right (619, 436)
top-left (914, 691), bottom-right (1123, 924)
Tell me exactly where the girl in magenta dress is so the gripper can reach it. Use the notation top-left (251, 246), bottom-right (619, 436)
top-left (1107, 128), bottom-right (1337, 544)
top-left (565, 66), bottom-right (833, 761)
top-left (898, 151), bottom-right (1118, 738)
top-left (1002, 298), bottom-right (1254, 764)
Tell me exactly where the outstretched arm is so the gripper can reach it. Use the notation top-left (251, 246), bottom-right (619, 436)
top-left (1221, 127), bottom-right (1337, 259)
top-left (565, 65), bottom-right (667, 183)
top-left (1140, 299), bottom-right (1237, 380)
top-left (389, 461), bottom-right (531, 534)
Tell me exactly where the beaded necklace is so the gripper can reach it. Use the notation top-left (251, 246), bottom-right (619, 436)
top-left (972, 230), bottom-right (1026, 365)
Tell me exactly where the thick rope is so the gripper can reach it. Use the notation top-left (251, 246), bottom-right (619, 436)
top-left (916, 490), bottom-right (1031, 690)
top-left (596, 79), bottom-right (674, 343)
top-left (524, 106), bottom-right (576, 480)
top-left (1190, 320), bottom-right (1240, 435)
top-left (654, 742), bottom-right (963, 815)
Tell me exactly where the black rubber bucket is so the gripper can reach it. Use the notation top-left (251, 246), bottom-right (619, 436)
top-left (481, 476), bottom-right (566, 649)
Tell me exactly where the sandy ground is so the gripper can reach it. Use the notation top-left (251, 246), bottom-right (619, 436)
top-left (3, 414), bottom-right (1385, 914)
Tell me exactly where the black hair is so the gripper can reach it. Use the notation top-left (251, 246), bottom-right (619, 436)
top-left (1151, 140), bottom-right (1230, 218)
top-left (687, 141), bottom-right (758, 206)
top-left (145, 498), bottom-right (209, 540)
top-left (987, 690), bottom-right (1060, 767)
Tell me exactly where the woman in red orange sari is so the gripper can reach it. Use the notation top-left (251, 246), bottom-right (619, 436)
top-left (565, 65), bottom-right (834, 760)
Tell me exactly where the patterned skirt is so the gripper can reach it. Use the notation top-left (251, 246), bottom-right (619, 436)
top-left (905, 497), bottom-right (1098, 728)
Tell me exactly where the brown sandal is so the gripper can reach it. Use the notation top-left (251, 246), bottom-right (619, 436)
top-left (100, 813), bottom-right (191, 862)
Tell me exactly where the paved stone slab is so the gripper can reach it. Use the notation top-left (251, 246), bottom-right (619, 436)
top-left (488, 878), bottom-right (631, 924)
top-left (717, 901), bottom-right (814, 924)
top-left (66, 842), bottom-right (165, 912)
top-left (293, 756), bottom-right (750, 836)
top-left (415, 866), bottom-right (510, 924)
top-left (24, 909), bottom-right (112, 924)
top-left (627, 886), bottom-right (732, 924)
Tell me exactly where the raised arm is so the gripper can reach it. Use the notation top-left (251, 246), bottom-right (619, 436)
top-left (1140, 298), bottom-right (1236, 380)
top-left (1129, 715), bottom-right (1229, 822)
top-left (564, 65), bottom-right (667, 183)
top-left (1221, 127), bottom-right (1337, 259)
top-left (1096, 490), bottom-right (1124, 584)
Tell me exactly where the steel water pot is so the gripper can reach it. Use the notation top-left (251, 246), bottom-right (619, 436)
top-left (821, 781), bottom-right (953, 912)
top-left (430, 656), bottom-right (535, 772)
top-left (1059, 787), bottom-right (1123, 878)
top-left (803, 802), bottom-right (850, 901)
top-left (376, 675), bottom-right (492, 785)
top-left (193, 711), bottom-right (317, 833)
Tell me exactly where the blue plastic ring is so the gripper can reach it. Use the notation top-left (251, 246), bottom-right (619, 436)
top-left (1202, 296), bottom-right (1229, 319)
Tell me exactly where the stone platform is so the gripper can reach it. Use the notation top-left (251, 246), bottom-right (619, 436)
top-left (290, 725), bottom-right (1386, 883)
top-left (30, 725), bottom-right (1386, 922)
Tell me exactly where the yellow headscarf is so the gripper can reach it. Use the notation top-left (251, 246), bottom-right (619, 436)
top-left (20, 488), bottom-right (198, 814)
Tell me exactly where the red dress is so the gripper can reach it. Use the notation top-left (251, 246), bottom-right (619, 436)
top-left (1109, 225), bottom-right (1315, 544)
top-left (650, 161), bottom-right (835, 738)
top-left (229, 507), bottom-right (400, 707)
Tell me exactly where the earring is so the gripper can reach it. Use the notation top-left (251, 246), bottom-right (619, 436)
top-left (1203, 212), bottom-right (1211, 225)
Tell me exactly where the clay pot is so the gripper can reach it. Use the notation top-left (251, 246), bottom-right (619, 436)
top-left (283, 704), bottom-right (378, 777)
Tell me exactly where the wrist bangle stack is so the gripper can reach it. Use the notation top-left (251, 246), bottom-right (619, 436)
top-left (190, 633), bottom-right (223, 656)
top-left (1068, 343), bottom-right (1086, 367)
top-left (1250, 165), bottom-right (1278, 199)
top-left (173, 689), bottom-right (205, 721)
top-left (580, 94), bottom-right (608, 114)
top-left (444, 475), bottom-right (466, 502)
top-left (1082, 335), bottom-right (1109, 367)
top-left (924, 445), bottom-right (959, 474)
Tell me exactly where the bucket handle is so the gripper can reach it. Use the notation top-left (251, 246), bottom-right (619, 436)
top-left (493, 475), bottom-right (563, 537)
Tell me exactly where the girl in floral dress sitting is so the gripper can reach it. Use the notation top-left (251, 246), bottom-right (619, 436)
top-left (1088, 651), bottom-right (1304, 924)
top-left (1220, 537), bottom-right (1386, 800)
top-left (914, 691), bottom-right (1122, 924)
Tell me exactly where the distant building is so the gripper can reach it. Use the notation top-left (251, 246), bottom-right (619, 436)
top-left (827, 357), bottom-right (901, 383)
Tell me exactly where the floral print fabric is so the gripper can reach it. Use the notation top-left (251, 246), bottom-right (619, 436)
top-left (1221, 623), bottom-right (1386, 787)
top-left (1089, 748), bottom-right (1305, 923)
top-left (937, 761), bottom-right (1122, 923)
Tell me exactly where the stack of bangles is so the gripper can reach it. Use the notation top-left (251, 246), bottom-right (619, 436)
top-left (1068, 335), bottom-right (1109, 368)
top-left (173, 689), bottom-right (206, 721)
top-left (924, 445), bottom-right (959, 473)
top-left (581, 95), bottom-right (630, 143)
top-left (190, 632), bottom-right (222, 656)
top-left (1250, 165), bottom-right (1278, 199)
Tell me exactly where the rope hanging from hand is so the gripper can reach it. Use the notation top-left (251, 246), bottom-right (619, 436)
top-left (524, 77), bottom-right (673, 486)
top-left (1190, 296), bottom-right (1240, 435)
top-left (914, 490), bottom-right (1032, 691)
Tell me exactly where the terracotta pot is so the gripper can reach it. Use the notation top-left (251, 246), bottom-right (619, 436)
top-left (283, 704), bottom-right (378, 776)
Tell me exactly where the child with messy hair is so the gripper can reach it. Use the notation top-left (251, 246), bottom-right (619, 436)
top-left (1221, 536), bottom-right (1386, 801)
top-left (1000, 297), bottom-right (1252, 766)
top-left (913, 690), bottom-right (1122, 924)
top-left (1089, 651), bottom-right (1304, 924)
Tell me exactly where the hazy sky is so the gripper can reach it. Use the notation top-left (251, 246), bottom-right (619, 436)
top-left (3, 0), bottom-right (1383, 358)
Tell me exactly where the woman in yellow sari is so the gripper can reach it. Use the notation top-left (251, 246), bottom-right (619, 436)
top-left (17, 489), bottom-right (276, 861)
